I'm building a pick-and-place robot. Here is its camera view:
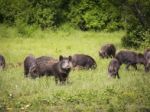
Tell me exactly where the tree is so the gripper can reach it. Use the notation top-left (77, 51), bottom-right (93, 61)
top-left (109, 0), bottom-right (150, 48)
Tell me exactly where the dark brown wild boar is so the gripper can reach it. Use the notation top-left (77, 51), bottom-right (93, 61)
top-left (71, 54), bottom-right (97, 70)
top-left (34, 55), bottom-right (72, 84)
top-left (115, 50), bottom-right (146, 70)
top-left (99, 44), bottom-right (116, 58)
top-left (0, 54), bottom-right (5, 70)
top-left (108, 58), bottom-right (120, 79)
top-left (24, 55), bottom-right (37, 78)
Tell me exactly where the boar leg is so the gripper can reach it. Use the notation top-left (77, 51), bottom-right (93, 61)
top-left (145, 67), bottom-right (148, 72)
top-left (132, 64), bottom-right (137, 70)
top-left (145, 65), bottom-right (150, 72)
top-left (126, 63), bottom-right (130, 70)
top-left (116, 72), bottom-right (120, 79)
top-left (55, 76), bottom-right (59, 84)
top-left (24, 70), bottom-right (29, 77)
top-left (112, 53), bottom-right (115, 58)
top-left (58, 75), bottom-right (66, 85)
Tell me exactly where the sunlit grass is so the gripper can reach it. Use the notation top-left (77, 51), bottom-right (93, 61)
top-left (0, 26), bottom-right (150, 112)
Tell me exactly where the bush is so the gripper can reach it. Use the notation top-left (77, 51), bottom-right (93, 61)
top-left (141, 29), bottom-right (150, 48)
top-left (0, 0), bottom-right (124, 31)
top-left (68, 0), bottom-right (124, 31)
top-left (15, 19), bottom-right (37, 37)
top-left (122, 24), bottom-right (145, 48)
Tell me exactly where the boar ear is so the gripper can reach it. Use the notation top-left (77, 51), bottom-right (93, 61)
top-left (59, 55), bottom-right (63, 61)
top-left (68, 56), bottom-right (72, 61)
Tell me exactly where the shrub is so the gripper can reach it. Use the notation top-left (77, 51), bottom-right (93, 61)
top-left (15, 19), bottom-right (37, 37)
top-left (0, 0), bottom-right (124, 31)
top-left (68, 0), bottom-right (124, 31)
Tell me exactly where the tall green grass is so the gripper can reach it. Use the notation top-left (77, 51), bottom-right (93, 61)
top-left (0, 25), bottom-right (150, 112)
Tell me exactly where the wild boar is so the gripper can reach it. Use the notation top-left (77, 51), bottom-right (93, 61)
top-left (115, 50), bottom-right (146, 70)
top-left (71, 54), bottom-right (97, 69)
top-left (99, 44), bottom-right (116, 58)
top-left (108, 58), bottom-right (120, 79)
top-left (24, 55), bottom-right (37, 78)
top-left (0, 54), bottom-right (5, 70)
top-left (34, 55), bottom-right (72, 84)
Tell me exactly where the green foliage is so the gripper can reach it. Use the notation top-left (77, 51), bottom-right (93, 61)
top-left (0, 0), bottom-right (124, 31)
top-left (122, 28), bottom-right (150, 48)
top-left (110, 0), bottom-right (150, 48)
top-left (142, 30), bottom-right (150, 48)
top-left (68, 0), bottom-right (124, 31)
top-left (0, 0), bottom-right (149, 47)
top-left (15, 19), bottom-right (38, 37)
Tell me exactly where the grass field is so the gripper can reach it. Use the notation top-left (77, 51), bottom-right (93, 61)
top-left (0, 26), bottom-right (150, 112)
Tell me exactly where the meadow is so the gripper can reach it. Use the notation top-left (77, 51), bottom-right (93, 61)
top-left (0, 25), bottom-right (150, 112)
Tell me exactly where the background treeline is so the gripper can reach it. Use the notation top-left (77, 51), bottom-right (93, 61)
top-left (0, 0), bottom-right (149, 48)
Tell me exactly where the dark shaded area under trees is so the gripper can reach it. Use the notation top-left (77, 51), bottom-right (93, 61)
top-left (0, 0), bottom-right (149, 48)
